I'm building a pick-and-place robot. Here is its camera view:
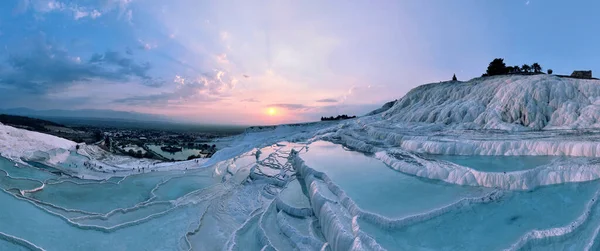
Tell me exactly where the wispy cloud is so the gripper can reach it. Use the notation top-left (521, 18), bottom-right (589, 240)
top-left (114, 71), bottom-right (237, 106)
top-left (16, 0), bottom-right (103, 20)
top-left (241, 98), bottom-right (259, 102)
top-left (268, 103), bottom-right (312, 111)
top-left (137, 39), bottom-right (157, 50)
top-left (113, 91), bottom-right (222, 106)
top-left (316, 98), bottom-right (337, 103)
top-left (72, 7), bottom-right (102, 20)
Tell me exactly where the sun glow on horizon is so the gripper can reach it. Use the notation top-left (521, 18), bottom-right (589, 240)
top-left (267, 107), bottom-right (277, 116)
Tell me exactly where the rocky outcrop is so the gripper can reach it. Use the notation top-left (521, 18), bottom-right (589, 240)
top-left (571, 70), bottom-right (592, 79)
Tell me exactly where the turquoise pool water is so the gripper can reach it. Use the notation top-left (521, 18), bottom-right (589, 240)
top-left (1, 141), bottom-right (599, 250)
top-left (299, 141), bottom-right (600, 250)
top-left (425, 154), bottom-right (568, 172)
top-left (301, 141), bottom-right (492, 218)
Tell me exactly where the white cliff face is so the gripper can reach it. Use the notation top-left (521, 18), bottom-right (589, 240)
top-left (0, 122), bottom-right (76, 162)
top-left (383, 75), bottom-right (600, 130)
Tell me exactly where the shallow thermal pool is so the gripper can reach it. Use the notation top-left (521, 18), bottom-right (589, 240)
top-left (147, 145), bottom-right (205, 161)
top-left (1, 140), bottom-right (600, 250)
top-left (0, 153), bottom-right (227, 250)
top-left (295, 141), bottom-right (600, 250)
top-left (425, 154), bottom-right (573, 172)
top-left (300, 141), bottom-right (493, 218)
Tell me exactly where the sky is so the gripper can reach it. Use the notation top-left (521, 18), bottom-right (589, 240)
top-left (0, 0), bottom-right (599, 125)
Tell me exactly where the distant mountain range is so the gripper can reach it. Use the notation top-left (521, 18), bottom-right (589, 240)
top-left (0, 108), bottom-right (247, 133)
top-left (0, 108), bottom-right (170, 122)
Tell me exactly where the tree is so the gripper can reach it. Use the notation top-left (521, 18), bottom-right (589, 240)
top-left (93, 131), bottom-right (103, 142)
top-left (532, 63), bottom-right (542, 73)
top-left (506, 66), bottom-right (514, 73)
top-left (486, 58), bottom-right (508, 76)
top-left (513, 65), bottom-right (521, 73)
top-left (452, 74), bottom-right (457, 81)
top-left (547, 69), bottom-right (553, 74)
top-left (521, 64), bottom-right (531, 73)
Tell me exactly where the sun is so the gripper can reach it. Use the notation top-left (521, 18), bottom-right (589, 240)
top-left (267, 107), bottom-right (276, 116)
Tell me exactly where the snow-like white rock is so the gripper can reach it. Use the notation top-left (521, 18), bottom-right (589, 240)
top-left (376, 150), bottom-right (600, 190)
top-left (382, 75), bottom-right (600, 130)
top-left (0, 123), bottom-right (76, 162)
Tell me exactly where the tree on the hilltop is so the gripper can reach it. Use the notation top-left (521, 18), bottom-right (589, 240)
top-left (506, 66), bottom-right (514, 73)
top-left (521, 64), bottom-right (531, 73)
top-left (513, 65), bottom-right (522, 73)
top-left (452, 74), bottom-right (457, 81)
top-left (486, 58), bottom-right (508, 76)
top-left (532, 63), bottom-right (542, 73)
top-left (547, 69), bottom-right (553, 74)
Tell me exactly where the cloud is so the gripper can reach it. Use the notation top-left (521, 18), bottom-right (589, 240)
top-left (90, 9), bottom-right (102, 18)
top-left (73, 9), bottom-right (88, 19)
top-left (215, 53), bottom-right (229, 64)
top-left (268, 103), bottom-right (312, 111)
top-left (11, 0), bottom-right (64, 15)
top-left (15, 1), bottom-right (102, 20)
top-left (32, 0), bottom-right (64, 13)
top-left (88, 51), bottom-right (153, 81)
top-left (72, 7), bottom-right (102, 20)
top-left (0, 36), bottom-right (161, 95)
top-left (102, 0), bottom-right (133, 18)
top-left (340, 85), bottom-right (358, 102)
top-left (241, 98), bottom-right (259, 102)
top-left (176, 70), bottom-right (237, 96)
top-left (220, 31), bottom-right (230, 41)
top-left (316, 98), bottom-right (337, 103)
top-left (114, 71), bottom-right (237, 106)
top-left (137, 39), bottom-right (157, 50)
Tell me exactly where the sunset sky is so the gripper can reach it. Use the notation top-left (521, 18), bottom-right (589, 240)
top-left (1, 0), bottom-right (599, 125)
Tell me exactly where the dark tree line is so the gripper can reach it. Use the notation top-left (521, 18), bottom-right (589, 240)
top-left (321, 114), bottom-right (357, 121)
top-left (483, 58), bottom-right (548, 77)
